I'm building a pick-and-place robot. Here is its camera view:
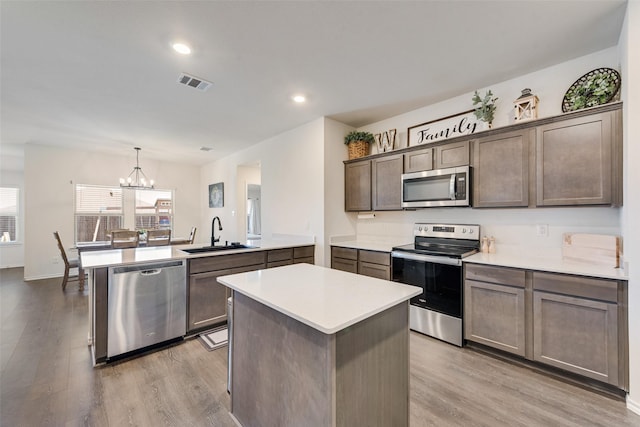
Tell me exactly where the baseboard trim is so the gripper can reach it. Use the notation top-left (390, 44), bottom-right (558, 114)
top-left (627, 395), bottom-right (640, 415)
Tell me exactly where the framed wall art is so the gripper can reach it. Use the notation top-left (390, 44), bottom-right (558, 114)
top-left (208, 182), bottom-right (224, 208)
top-left (407, 109), bottom-right (482, 147)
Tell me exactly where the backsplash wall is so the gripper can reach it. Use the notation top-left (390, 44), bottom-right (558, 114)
top-left (354, 207), bottom-right (622, 252)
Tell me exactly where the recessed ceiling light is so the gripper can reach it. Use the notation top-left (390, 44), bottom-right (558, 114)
top-left (292, 95), bottom-right (306, 103)
top-left (172, 43), bottom-right (192, 55)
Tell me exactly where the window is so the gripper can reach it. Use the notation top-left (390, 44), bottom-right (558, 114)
top-left (0, 187), bottom-right (19, 242)
top-left (75, 185), bottom-right (123, 243)
top-left (74, 185), bottom-right (174, 243)
top-left (135, 189), bottom-right (173, 231)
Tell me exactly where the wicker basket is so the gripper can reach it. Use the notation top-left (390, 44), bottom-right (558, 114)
top-left (347, 140), bottom-right (370, 160)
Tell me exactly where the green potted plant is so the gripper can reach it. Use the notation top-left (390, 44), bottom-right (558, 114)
top-left (472, 90), bottom-right (498, 128)
top-left (344, 131), bottom-right (375, 160)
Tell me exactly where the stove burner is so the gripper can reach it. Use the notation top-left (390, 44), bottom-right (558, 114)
top-left (392, 223), bottom-right (481, 258)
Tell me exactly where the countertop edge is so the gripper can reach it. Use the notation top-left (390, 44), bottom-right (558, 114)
top-left (464, 252), bottom-right (628, 281)
top-left (81, 239), bottom-right (315, 269)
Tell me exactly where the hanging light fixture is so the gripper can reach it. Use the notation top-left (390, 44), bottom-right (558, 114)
top-left (119, 147), bottom-right (154, 189)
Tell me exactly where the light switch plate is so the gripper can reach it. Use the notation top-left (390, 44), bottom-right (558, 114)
top-left (536, 224), bottom-right (548, 237)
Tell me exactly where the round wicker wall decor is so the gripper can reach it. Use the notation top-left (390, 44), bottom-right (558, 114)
top-left (561, 67), bottom-right (621, 113)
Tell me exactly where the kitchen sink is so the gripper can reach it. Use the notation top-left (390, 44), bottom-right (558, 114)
top-left (181, 244), bottom-right (255, 254)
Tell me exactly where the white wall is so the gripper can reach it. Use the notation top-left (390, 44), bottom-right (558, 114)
top-left (620, 0), bottom-right (640, 415)
top-left (361, 47), bottom-right (619, 156)
top-left (354, 48), bottom-right (623, 249)
top-left (23, 144), bottom-right (200, 280)
top-left (323, 118), bottom-right (357, 264)
top-left (201, 118), bottom-right (327, 265)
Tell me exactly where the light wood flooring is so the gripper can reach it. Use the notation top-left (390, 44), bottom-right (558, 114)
top-left (1, 267), bottom-right (639, 426)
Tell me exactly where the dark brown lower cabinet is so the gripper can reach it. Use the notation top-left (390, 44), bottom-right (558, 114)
top-left (331, 246), bottom-right (391, 280)
top-left (464, 264), bottom-right (627, 390)
top-left (532, 271), bottom-right (622, 387)
top-left (189, 269), bottom-right (232, 331)
top-left (187, 245), bottom-right (315, 334)
top-left (465, 279), bottom-right (526, 357)
top-left (358, 249), bottom-right (391, 280)
top-left (331, 246), bottom-right (358, 273)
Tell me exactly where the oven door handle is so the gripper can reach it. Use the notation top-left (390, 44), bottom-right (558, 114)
top-left (391, 251), bottom-right (462, 266)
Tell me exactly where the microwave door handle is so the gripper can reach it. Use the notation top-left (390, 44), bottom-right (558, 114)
top-left (449, 174), bottom-right (456, 200)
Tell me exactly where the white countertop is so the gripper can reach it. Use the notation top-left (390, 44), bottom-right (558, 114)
top-left (464, 245), bottom-right (628, 280)
top-left (80, 236), bottom-right (315, 269)
top-left (330, 236), bottom-right (407, 253)
top-left (331, 236), bottom-right (628, 281)
top-left (218, 263), bottom-right (422, 334)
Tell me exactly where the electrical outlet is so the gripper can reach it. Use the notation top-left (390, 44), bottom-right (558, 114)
top-left (52, 256), bottom-right (60, 264)
top-left (536, 224), bottom-right (548, 237)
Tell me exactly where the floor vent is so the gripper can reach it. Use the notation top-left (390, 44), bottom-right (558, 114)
top-left (177, 73), bottom-right (212, 92)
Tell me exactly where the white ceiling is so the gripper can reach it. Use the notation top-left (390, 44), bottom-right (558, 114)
top-left (0, 1), bottom-right (627, 166)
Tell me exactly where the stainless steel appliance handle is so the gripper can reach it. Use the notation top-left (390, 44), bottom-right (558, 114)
top-left (141, 269), bottom-right (162, 276)
top-left (449, 174), bottom-right (456, 200)
top-left (391, 251), bottom-right (462, 266)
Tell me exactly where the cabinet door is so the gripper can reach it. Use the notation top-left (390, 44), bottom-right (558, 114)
top-left (464, 279), bottom-right (526, 356)
top-left (536, 112), bottom-right (612, 206)
top-left (188, 269), bottom-right (232, 333)
top-left (404, 148), bottom-right (433, 173)
top-left (533, 291), bottom-right (618, 386)
top-left (372, 154), bottom-right (403, 210)
top-left (345, 160), bottom-right (371, 211)
top-left (473, 129), bottom-right (533, 207)
top-left (434, 140), bottom-right (470, 169)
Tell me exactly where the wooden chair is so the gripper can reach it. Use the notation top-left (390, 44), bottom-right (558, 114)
top-left (111, 230), bottom-right (139, 248)
top-left (146, 229), bottom-right (171, 246)
top-left (53, 231), bottom-right (84, 291)
top-left (188, 227), bottom-right (197, 244)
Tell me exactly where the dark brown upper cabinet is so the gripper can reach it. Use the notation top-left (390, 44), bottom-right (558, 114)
top-left (536, 109), bottom-right (621, 207)
top-left (473, 129), bottom-right (535, 208)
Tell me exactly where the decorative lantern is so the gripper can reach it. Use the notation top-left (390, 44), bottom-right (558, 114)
top-left (513, 88), bottom-right (539, 122)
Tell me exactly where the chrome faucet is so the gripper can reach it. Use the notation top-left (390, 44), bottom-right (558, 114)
top-left (211, 216), bottom-right (223, 246)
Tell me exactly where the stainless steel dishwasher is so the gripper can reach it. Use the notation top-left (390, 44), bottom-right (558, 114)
top-left (107, 260), bottom-right (186, 358)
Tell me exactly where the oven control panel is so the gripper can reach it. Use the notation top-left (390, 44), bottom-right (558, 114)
top-left (414, 223), bottom-right (480, 241)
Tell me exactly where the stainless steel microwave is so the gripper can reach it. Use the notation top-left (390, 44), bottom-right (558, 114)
top-left (401, 165), bottom-right (470, 208)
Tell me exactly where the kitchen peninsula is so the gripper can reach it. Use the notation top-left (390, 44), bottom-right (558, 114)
top-left (80, 237), bottom-right (315, 364)
top-left (218, 263), bottom-right (421, 427)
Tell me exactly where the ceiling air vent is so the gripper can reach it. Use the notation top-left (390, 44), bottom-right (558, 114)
top-left (177, 73), bottom-right (212, 92)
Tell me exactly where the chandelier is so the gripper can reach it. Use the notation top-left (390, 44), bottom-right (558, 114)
top-left (119, 147), bottom-right (154, 189)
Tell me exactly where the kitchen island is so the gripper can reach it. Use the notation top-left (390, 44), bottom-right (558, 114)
top-left (218, 263), bottom-right (421, 427)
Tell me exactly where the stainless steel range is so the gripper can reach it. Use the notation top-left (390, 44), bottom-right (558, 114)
top-left (391, 223), bottom-right (480, 346)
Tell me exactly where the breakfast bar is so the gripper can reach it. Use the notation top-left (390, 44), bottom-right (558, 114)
top-left (218, 263), bottom-right (421, 427)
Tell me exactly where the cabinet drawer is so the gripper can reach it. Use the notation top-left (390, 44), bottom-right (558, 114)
top-left (294, 257), bottom-right (314, 265)
top-left (268, 248), bottom-right (293, 263)
top-left (358, 250), bottom-right (390, 266)
top-left (331, 246), bottom-right (358, 260)
top-left (293, 245), bottom-right (314, 259)
top-left (533, 272), bottom-right (618, 303)
top-left (267, 260), bottom-right (294, 269)
top-left (332, 258), bottom-right (358, 273)
top-left (190, 252), bottom-right (266, 274)
top-left (358, 261), bottom-right (390, 280)
top-left (465, 264), bottom-right (525, 288)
